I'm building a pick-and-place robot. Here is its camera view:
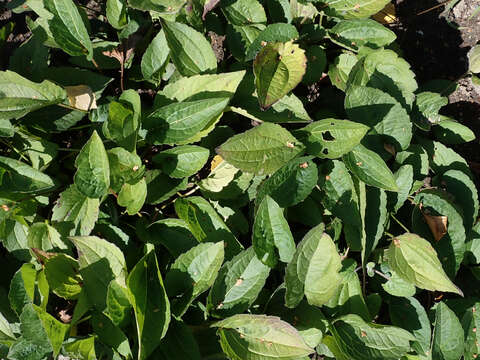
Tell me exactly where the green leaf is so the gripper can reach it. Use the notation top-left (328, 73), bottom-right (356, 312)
top-left (51, 184), bottom-right (100, 236)
top-left (127, 247), bottom-right (170, 360)
top-left (106, 0), bottom-right (127, 29)
top-left (14, 132), bottom-right (58, 170)
top-left (8, 304), bottom-right (69, 360)
top-left (145, 95), bottom-right (230, 145)
top-left (285, 225), bottom-right (342, 308)
top-left (91, 312), bottom-right (132, 358)
top-left (364, 186), bottom-right (387, 261)
top-left (0, 156), bottom-right (56, 195)
top-left (433, 117), bottom-right (476, 144)
top-left (103, 90), bottom-right (141, 152)
top-left (199, 159), bottom-right (240, 193)
top-left (389, 165), bottom-right (413, 212)
top-left (63, 336), bottom-right (96, 360)
top-left (227, 24), bottom-right (265, 61)
top-left (153, 145), bottom-right (210, 178)
top-left (343, 144), bottom-right (398, 191)
top-left (387, 233), bottom-right (463, 295)
top-left (324, 0), bottom-right (390, 19)
top-left (44, 0), bottom-right (93, 58)
top-left (381, 270), bottom-right (416, 297)
top-left (253, 195), bottom-right (295, 267)
top-left (44, 253), bottom-right (83, 300)
top-left (27, 222), bottom-right (66, 251)
top-left (117, 178), bottom-right (147, 215)
top-left (165, 242), bottom-right (224, 316)
top-left (245, 23), bottom-right (299, 61)
top-left (295, 118), bottom-right (369, 158)
top-left (174, 196), bottom-right (243, 260)
top-left (155, 318), bottom-right (202, 360)
top-left (303, 46), bottom-right (327, 84)
top-left (0, 312), bottom-right (15, 340)
top-left (74, 130), bottom-right (110, 198)
top-left (217, 122), bottom-right (304, 175)
top-left (413, 92), bottom-right (448, 129)
top-left (253, 41), bottom-right (306, 109)
top-left (0, 217), bottom-right (30, 261)
top-left (207, 247), bottom-right (270, 316)
top-left (329, 19), bottom-right (396, 50)
top-left (461, 303), bottom-right (480, 359)
top-left (70, 236), bottom-right (127, 310)
top-left (128, 0), bottom-right (185, 13)
top-left (330, 314), bottom-right (415, 360)
top-left (8, 263), bottom-right (36, 315)
top-left (421, 139), bottom-right (471, 176)
top-left (328, 53), bottom-right (358, 91)
top-left (468, 45), bottom-right (480, 73)
top-left (256, 156), bottom-right (317, 208)
top-left (145, 169), bottom-right (188, 204)
top-left (162, 20), bottom-right (217, 76)
top-left (212, 314), bottom-right (314, 360)
top-left (412, 189), bottom-right (466, 277)
top-left (106, 279), bottom-right (131, 326)
top-left (389, 297), bottom-right (432, 357)
top-left (347, 49), bottom-right (417, 108)
top-left (141, 29), bottom-right (170, 83)
top-left (107, 147), bottom-right (144, 192)
top-left (0, 70), bottom-right (66, 121)
top-left (432, 302), bottom-right (464, 360)
top-left (221, 0), bottom-right (267, 25)
top-left (345, 85), bottom-right (412, 151)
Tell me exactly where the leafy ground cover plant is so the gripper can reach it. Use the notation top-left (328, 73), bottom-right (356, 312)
top-left (0, 0), bottom-right (479, 359)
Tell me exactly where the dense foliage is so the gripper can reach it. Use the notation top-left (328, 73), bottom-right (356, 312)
top-left (1, 0), bottom-right (480, 359)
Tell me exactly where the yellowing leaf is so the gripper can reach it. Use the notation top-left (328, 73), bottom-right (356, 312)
top-left (372, 2), bottom-right (397, 24)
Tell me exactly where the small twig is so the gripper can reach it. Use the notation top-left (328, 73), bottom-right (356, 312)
top-left (391, 214), bottom-right (410, 233)
top-left (417, 0), bottom-right (452, 16)
top-left (384, 231), bottom-right (395, 238)
top-left (374, 269), bottom-right (391, 281)
top-left (179, 185), bottom-right (200, 198)
top-left (341, 247), bottom-right (350, 261)
top-left (57, 102), bottom-right (87, 113)
top-left (91, 57), bottom-right (101, 72)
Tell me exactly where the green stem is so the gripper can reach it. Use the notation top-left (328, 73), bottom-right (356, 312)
top-left (390, 214), bottom-right (410, 233)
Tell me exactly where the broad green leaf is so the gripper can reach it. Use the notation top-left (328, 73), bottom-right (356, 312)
top-left (162, 71), bottom-right (246, 101)
top-left (343, 144), bottom-right (398, 191)
top-left (27, 222), bottom-right (66, 251)
top-left (117, 178), bottom-right (147, 215)
top-left (387, 233), bottom-right (463, 295)
top-left (0, 156), bottom-right (55, 195)
top-left (221, 0), bottom-right (267, 25)
top-left (141, 30), bottom-right (169, 83)
top-left (0, 217), bottom-right (31, 261)
top-left (155, 318), bottom-right (202, 360)
top-left (295, 118), bottom-right (369, 158)
top-left (253, 195), bottom-right (295, 267)
top-left (106, 0), bottom-right (127, 29)
top-left (51, 184), bottom-right (100, 236)
top-left (347, 49), bottom-right (417, 108)
top-left (245, 23), bottom-right (299, 61)
top-left (145, 169), bottom-right (188, 204)
top-left (285, 225), bottom-right (342, 308)
top-left (145, 218), bottom-right (198, 258)
top-left (213, 314), bottom-right (314, 360)
top-left (388, 165), bottom-right (413, 212)
top-left (44, 0), bottom-right (93, 58)
top-left (256, 156), bottom-right (317, 208)
top-left (364, 186), bottom-right (387, 261)
top-left (345, 86), bottom-right (412, 151)
top-left (207, 247), bottom-right (270, 316)
top-left (70, 236), bottom-right (127, 310)
top-left (461, 303), bottom-right (480, 359)
top-left (328, 53), bottom-right (358, 91)
top-left (217, 122), bottom-right (304, 175)
top-left (128, 0), bottom-right (185, 13)
top-left (303, 46), bottom-right (327, 84)
top-left (127, 248), bottom-right (170, 360)
top-left (329, 19), bottom-right (396, 50)
top-left (153, 145), bottom-right (209, 178)
top-left (106, 279), bottom-right (131, 326)
top-left (63, 336), bottom-right (96, 360)
top-left (468, 45), bottom-right (480, 73)
top-left (389, 297), bottom-right (432, 357)
top-left (103, 90), bottom-right (141, 152)
top-left (253, 41), bottom-right (306, 109)
top-left (381, 270), bottom-right (416, 297)
top-left (413, 92), bottom-right (448, 129)
top-left (433, 117), bottom-right (476, 144)
top-left (199, 159), bottom-right (240, 193)
top-left (165, 242), bottom-right (224, 316)
top-left (0, 70), bottom-right (66, 121)
top-left (8, 263), bottom-right (36, 315)
top-left (91, 312), bottom-right (132, 358)
top-left (74, 130), bottom-right (110, 198)
top-left (107, 147), bottom-right (145, 192)
top-left (330, 314), bottom-right (415, 360)
top-left (44, 253), bottom-right (82, 300)
top-left (145, 95), bottom-right (229, 145)
top-left (0, 312), bottom-right (15, 340)
top-left (421, 139), bottom-right (471, 176)
top-left (324, 0), bottom-right (390, 19)
top-left (174, 196), bottom-right (243, 260)
top-left (432, 302), bottom-right (464, 360)
top-left (162, 20), bottom-right (217, 76)
top-left (14, 132), bottom-right (58, 170)
top-left (412, 189), bottom-right (466, 277)
top-left (8, 304), bottom-right (69, 360)
top-left (227, 23), bottom-right (265, 61)
top-left (395, 144), bottom-right (429, 180)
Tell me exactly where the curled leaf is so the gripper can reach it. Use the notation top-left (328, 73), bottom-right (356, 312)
top-left (66, 85), bottom-right (97, 111)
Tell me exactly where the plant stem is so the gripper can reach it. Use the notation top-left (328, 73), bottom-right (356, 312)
top-left (390, 214), bottom-right (410, 233)
top-left (57, 102), bottom-right (87, 113)
top-left (374, 269), bottom-right (391, 281)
